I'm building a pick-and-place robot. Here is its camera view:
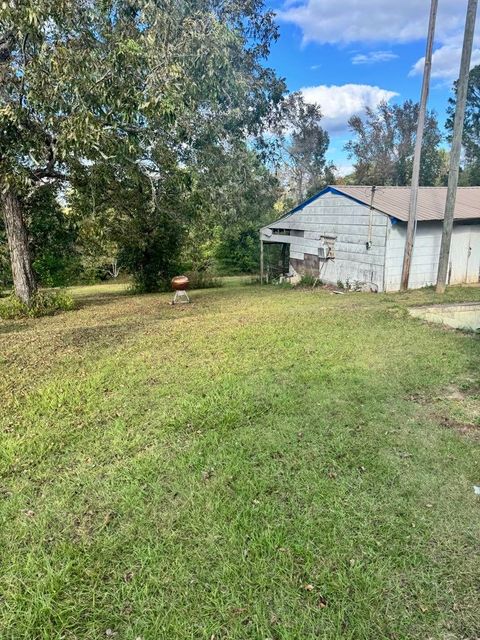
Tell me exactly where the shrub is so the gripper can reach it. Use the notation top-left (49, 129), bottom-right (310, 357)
top-left (298, 274), bottom-right (319, 287)
top-left (0, 290), bottom-right (75, 320)
top-left (185, 270), bottom-right (222, 290)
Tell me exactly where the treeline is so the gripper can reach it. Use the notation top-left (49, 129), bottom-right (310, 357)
top-left (1, 1), bottom-right (479, 300)
top-left (343, 65), bottom-right (480, 188)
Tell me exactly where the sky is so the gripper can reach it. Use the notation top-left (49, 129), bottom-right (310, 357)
top-left (265, 0), bottom-right (480, 175)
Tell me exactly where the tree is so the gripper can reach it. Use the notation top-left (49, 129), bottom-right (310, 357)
top-left (446, 64), bottom-right (480, 185)
top-left (0, 1), bottom-right (149, 303)
top-left (0, 185), bottom-right (81, 288)
top-left (70, 149), bottom-right (192, 292)
top-left (345, 100), bottom-right (443, 186)
top-left (272, 93), bottom-right (332, 204)
top-left (26, 186), bottom-right (80, 287)
top-left (180, 143), bottom-right (280, 274)
top-left (1, 0), bottom-right (284, 301)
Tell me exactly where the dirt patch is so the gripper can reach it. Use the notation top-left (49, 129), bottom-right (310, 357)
top-left (437, 415), bottom-right (480, 439)
top-left (441, 385), bottom-right (467, 401)
top-left (407, 392), bottom-right (429, 405)
top-left (408, 383), bottom-right (480, 405)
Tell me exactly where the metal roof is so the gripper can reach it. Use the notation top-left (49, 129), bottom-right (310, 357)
top-left (332, 185), bottom-right (480, 222)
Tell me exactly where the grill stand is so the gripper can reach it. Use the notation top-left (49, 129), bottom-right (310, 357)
top-left (172, 289), bottom-right (190, 304)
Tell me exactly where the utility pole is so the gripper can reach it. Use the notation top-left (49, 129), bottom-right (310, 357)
top-left (260, 233), bottom-right (264, 284)
top-left (400, 0), bottom-right (438, 291)
top-left (436, 0), bottom-right (478, 293)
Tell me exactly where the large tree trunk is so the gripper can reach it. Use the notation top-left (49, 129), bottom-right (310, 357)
top-left (1, 187), bottom-right (37, 305)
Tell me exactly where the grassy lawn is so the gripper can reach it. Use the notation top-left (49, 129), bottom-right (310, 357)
top-left (1, 281), bottom-right (479, 639)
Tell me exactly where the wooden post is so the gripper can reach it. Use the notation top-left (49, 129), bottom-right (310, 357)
top-left (400, 0), bottom-right (437, 291)
top-left (436, 0), bottom-right (478, 294)
top-left (260, 233), bottom-right (264, 284)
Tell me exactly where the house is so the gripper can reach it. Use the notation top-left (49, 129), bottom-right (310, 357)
top-left (260, 185), bottom-right (480, 291)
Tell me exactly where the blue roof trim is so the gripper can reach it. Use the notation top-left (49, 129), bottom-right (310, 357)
top-left (285, 186), bottom-right (334, 216)
top-left (266, 185), bottom-right (372, 227)
top-left (262, 185), bottom-right (408, 230)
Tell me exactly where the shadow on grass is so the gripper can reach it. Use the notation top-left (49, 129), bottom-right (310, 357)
top-left (0, 322), bottom-right (29, 336)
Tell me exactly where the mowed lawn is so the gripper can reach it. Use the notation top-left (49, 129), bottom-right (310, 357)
top-left (1, 281), bottom-right (479, 640)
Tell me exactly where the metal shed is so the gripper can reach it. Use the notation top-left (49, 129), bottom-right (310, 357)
top-left (260, 185), bottom-right (480, 291)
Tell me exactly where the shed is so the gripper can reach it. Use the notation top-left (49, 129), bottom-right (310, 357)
top-left (260, 185), bottom-right (480, 291)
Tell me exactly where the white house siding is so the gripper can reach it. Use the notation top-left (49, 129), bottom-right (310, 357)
top-left (384, 221), bottom-right (480, 291)
top-left (261, 192), bottom-right (388, 290)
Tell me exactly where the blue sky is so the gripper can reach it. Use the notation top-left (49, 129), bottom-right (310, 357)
top-left (265, 0), bottom-right (480, 174)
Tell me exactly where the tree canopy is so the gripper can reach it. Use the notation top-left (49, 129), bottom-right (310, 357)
top-left (345, 100), bottom-right (443, 186)
top-left (446, 64), bottom-right (480, 186)
top-left (0, 0), bottom-right (285, 298)
top-left (271, 92), bottom-right (333, 205)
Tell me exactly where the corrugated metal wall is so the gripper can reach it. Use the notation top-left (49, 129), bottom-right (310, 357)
top-left (261, 192), bottom-right (388, 289)
top-left (260, 191), bottom-right (480, 291)
top-left (384, 221), bottom-right (480, 290)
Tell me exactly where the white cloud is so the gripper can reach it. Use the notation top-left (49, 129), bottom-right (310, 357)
top-left (410, 44), bottom-right (480, 81)
top-left (278, 0), bottom-right (479, 81)
top-left (333, 163), bottom-right (355, 176)
top-left (300, 83), bottom-right (398, 133)
top-left (352, 51), bottom-right (398, 65)
top-left (277, 0), bottom-right (465, 45)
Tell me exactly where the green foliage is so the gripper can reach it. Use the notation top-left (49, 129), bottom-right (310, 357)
top-left (25, 187), bottom-right (81, 287)
top-left (1, 0), bottom-right (285, 298)
top-left (446, 65), bottom-right (480, 185)
top-left (271, 92), bottom-right (332, 202)
top-left (215, 225), bottom-right (262, 274)
top-left (345, 100), bottom-right (443, 186)
top-left (0, 290), bottom-right (74, 319)
top-left (185, 270), bottom-right (222, 290)
top-left (182, 144), bottom-right (281, 276)
top-left (71, 153), bottom-right (192, 293)
top-left (0, 222), bottom-right (10, 289)
top-left (119, 211), bottom-right (183, 294)
top-left (298, 274), bottom-right (319, 287)
top-left (0, 186), bottom-right (81, 287)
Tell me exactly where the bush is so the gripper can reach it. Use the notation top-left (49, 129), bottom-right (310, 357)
top-left (298, 274), bottom-right (320, 287)
top-left (0, 290), bottom-right (75, 320)
top-left (185, 270), bottom-right (222, 290)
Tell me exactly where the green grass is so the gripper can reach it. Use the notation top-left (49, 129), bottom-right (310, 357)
top-left (1, 281), bottom-right (479, 639)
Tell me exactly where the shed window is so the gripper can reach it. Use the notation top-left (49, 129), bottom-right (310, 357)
top-left (272, 228), bottom-right (290, 236)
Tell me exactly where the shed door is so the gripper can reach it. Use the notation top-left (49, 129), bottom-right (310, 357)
top-left (449, 227), bottom-right (479, 285)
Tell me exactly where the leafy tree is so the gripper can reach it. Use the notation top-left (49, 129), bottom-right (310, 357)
top-left (178, 142), bottom-right (280, 275)
top-left (71, 150), bottom-right (193, 292)
top-left (272, 93), bottom-right (332, 203)
top-left (446, 64), bottom-right (480, 185)
top-left (0, 0), bottom-right (284, 301)
top-left (0, 186), bottom-right (80, 288)
top-left (210, 146), bottom-right (280, 274)
top-left (345, 100), bottom-right (443, 186)
top-left (0, 1), bottom-right (149, 302)
top-left (26, 187), bottom-right (80, 287)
